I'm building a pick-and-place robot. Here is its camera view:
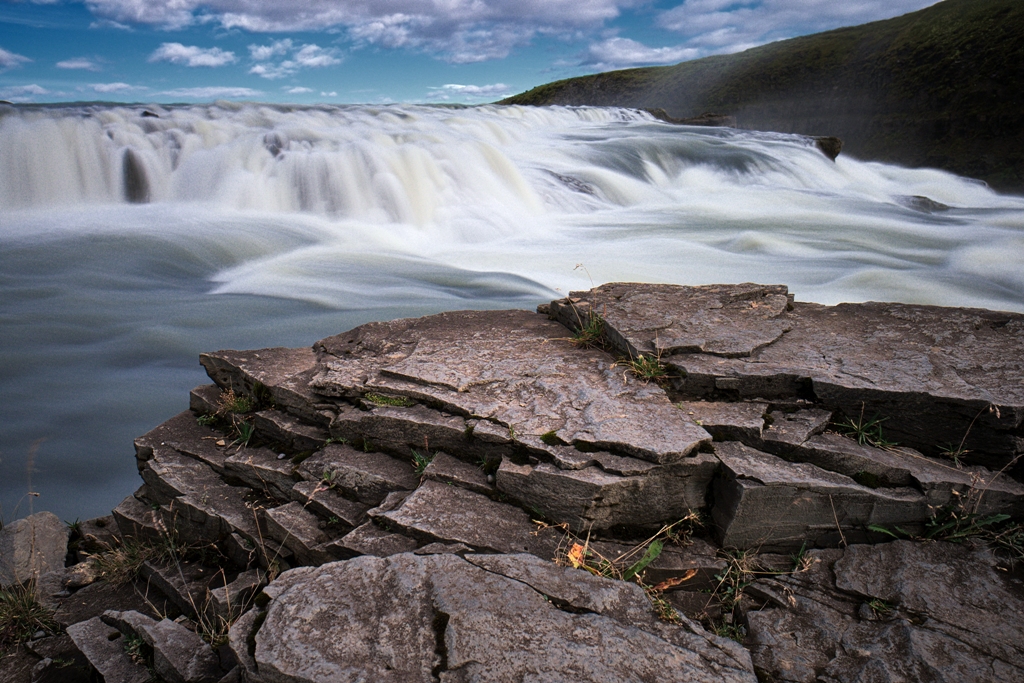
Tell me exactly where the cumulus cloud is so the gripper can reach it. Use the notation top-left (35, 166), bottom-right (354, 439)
top-left (0, 84), bottom-right (49, 102)
top-left (158, 86), bottom-right (263, 99)
top-left (0, 47), bottom-right (32, 70)
top-left (248, 41), bottom-right (342, 79)
top-left (584, 37), bottom-right (699, 69)
top-left (57, 57), bottom-right (102, 71)
top-left (427, 83), bottom-right (512, 100)
top-left (149, 43), bottom-right (237, 67)
top-left (83, 0), bottom-right (642, 63)
top-left (657, 0), bottom-right (940, 56)
top-left (285, 86), bottom-right (314, 94)
top-left (89, 82), bottom-right (139, 93)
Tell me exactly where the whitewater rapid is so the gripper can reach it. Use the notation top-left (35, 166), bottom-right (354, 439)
top-left (1, 102), bottom-right (1022, 521)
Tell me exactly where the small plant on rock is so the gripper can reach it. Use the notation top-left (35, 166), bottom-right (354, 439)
top-left (217, 388), bottom-right (254, 416)
top-left (835, 404), bottom-right (895, 448)
top-left (619, 353), bottom-right (668, 382)
top-left (364, 393), bottom-right (415, 408)
top-left (230, 418), bottom-right (255, 449)
top-left (570, 313), bottom-right (605, 349)
top-left (411, 450), bottom-right (434, 476)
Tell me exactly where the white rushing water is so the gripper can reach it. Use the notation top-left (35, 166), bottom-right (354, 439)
top-left (2, 102), bottom-right (1023, 521)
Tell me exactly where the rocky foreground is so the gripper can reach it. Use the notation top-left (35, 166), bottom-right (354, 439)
top-left (2, 283), bottom-right (1023, 683)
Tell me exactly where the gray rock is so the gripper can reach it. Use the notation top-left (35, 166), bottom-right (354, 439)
top-left (745, 541), bottom-right (1024, 682)
top-left (760, 408), bottom-right (832, 449)
top-left (140, 559), bottom-right (218, 619)
top-left (242, 552), bottom-right (755, 682)
top-left (329, 403), bottom-right (486, 459)
top-left (0, 512), bottom-right (68, 588)
top-left (296, 444), bottom-right (418, 505)
top-left (659, 296), bottom-right (1024, 467)
top-left (551, 282), bottom-right (792, 359)
top-left (711, 442), bottom-right (929, 550)
top-left (223, 446), bottom-right (297, 501)
top-left (189, 383), bottom-right (222, 416)
top-left (331, 521), bottom-right (419, 558)
top-left (24, 633), bottom-right (92, 683)
top-left (200, 347), bottom-right (329, 426)
top-left (375, 480), bottom-right (549, 555)
top-left (206, 569), bottom-right (265, 624)
top-left (63, 559), bottom-right (101, 590)
top-left (420, 451), bottom-right (492, 495)
top-left (289, 481), bottom-right (369, 529)
top-left (100, 609), bottom-right (159, 644)
top-left (676, 401), bottom-right (769, 443)
top-left (262, 502), bottom-right (332, 566)
top-left (136, 410), bottom-right (229, 475)
top-left (252, 409), bottom-right (328, 453)
top-left (311, 309), bottom-right (711, 464)
top-left (496, 454), bottom-right (718, 531)
top-left (146, 618), bottom-right (221, 683)
top-left (54, 578), bottom-right (174, 628)
top-left (112, 490), bottom-right (165, 544)
top-left (65, 617), bottom-right (152, 683)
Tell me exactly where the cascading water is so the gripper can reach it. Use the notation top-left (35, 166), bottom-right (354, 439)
top-left (2, 102), bottom-right (1022, 521)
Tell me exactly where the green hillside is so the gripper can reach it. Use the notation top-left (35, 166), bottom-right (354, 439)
top-left (501, 0), bottom-right (1024, 192)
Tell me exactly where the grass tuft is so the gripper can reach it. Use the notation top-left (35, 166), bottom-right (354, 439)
top-left (365, 393), bottom-right (415, 408)
top-left (0, 583), bottom-right (59, 652)
top-left (570, 314), bottom-right (605, 349)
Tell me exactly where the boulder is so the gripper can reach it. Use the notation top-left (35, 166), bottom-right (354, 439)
top-left (0, 512), bottom-right (68, 588)
top-left (236, 552), bottom-right (756, 682)
top-left (65, 617), bottom-right (152, 683)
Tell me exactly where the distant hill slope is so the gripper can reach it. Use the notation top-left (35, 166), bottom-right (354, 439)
top-left (501, 0), bottom-right (1024, 192)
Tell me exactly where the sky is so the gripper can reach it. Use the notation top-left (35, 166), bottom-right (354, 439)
top-left (0, 0), bottom-right (942, 105)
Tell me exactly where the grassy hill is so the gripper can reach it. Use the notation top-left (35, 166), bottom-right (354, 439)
top-left (501, 0), bottom-right (1024, 192)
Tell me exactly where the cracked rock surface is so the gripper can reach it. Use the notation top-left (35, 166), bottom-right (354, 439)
top-left (236, 552), bottom-right (756, 683)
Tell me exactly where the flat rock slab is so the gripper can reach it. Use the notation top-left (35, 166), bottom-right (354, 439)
top-left (0, 511), bottom-right (68, 588)
top-left (311, 309), bottom-right (711, 464)
top-left (238, 552), bottom-right (755, 683)
top-left (746, 541), bottom-right (1024, 682)
top-left (551, 282), bottom-right (793, 358)
top-left (711, 442), bottom-right (928, 551)
top-left (263, 502), bottom-right (332, 566)
top-left (375, 480), bottom-right (550, 555)
top-left (65, 617), bottom-right (153, 683)
top-left (297, 445), bottom-right (418, 505)
top-left (496, 454), bottom-right (718, 531)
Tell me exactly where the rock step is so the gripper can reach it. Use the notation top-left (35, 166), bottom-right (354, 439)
top-left (554, 283), bottom-right (1024, 468)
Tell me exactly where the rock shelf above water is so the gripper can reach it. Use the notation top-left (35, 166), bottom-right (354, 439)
top-left (8, 283), bottom-right (1024, 683)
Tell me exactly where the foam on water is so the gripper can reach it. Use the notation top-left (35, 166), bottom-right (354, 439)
top-left (1, 102), bottom-right (1022, 521)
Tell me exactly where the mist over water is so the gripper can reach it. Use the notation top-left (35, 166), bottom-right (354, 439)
top-left (2, 102), bottom-right (1022, 522)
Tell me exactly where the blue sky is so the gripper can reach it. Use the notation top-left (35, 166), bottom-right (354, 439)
top-left (0, 0), bottom-right (941, 105)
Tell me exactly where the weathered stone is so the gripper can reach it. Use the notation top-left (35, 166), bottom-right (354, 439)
top-left (189, 383), bottom-right (222, 415)
top-left (54, 578), bottom-right (175, 628)
top-left (496, 454), bottom-right (718, 531)
top-left (760, 408), bottom-right (832, 449)
top-left (226, 606), bottom-right (261, 683)
top-left (296, 444), bottom-right (418, 505)
top-left (252, 409), bottom-right (328, 453)
top-left (551, 282), bottom-right (793, 359)
top-left (332, 521), bottom-right (419, 557)
top-left (374, 480), bottom-right (549, 554)
top-left (140, 559), bottom-right (219, 619)
top-left (112, 490), bottom-right (164, 544)
top-left (420, 451), bottom-right (492, 495)
top-left (677, 401), bottom-right (768, 443)
top-left (65, 617), bottom-right (152, 683)
top-left (146, 618), bottom-right (222, 683)
top-left (63, 559), bottom-right (101, 590)
top-left (100, 609), bottom-right (159, 644)
top-left (74, 515), bottom-right (117, 556)
top-left (243, 552), bottom-right (755, 682)
top-left (659, 296), bottom-right (1024, 466)
top-left (262, 502), bottom-right (332, 566)
top-left (711, 442), bottom-right (929, 550)
top-left (289, 481), bottom-right (369, 529)
top-left (745, 542), bottom-right (1024, 683)
top-left (136, 410), bottom-right (229, 475)
top-left (24, 633), bottom-right (92, 683)
top-left (311, 309), bottom-right (711, 464)
top-left (200, 347), bottom-right (329, 426)
top-left (329, 403), bottom-right (483, 458)
top-left (223, 446), bottom-right (296, 501)
top-left (163, 481), bottom-right (261, 547)
top-left (206, 569), bottom-right (265, 624)
top-left (0, 512), bottom-right (67, 589)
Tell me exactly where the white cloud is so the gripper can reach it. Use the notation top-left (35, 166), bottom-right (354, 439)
top-left (427, 83), bottom-right (512, 100)
top-left (158, 86), bottom-right (263, 99)
top-left (90, 82), bottom-right (139, 93)
top-left (57, 57), bottom-right (102, 71)
top-left (320, 91), bottom-right (337, 97)
top-left (248, 41), bottom-right (342, 79)
top-left (585, 37), bottom-right (699, 70)
top-left (0, 47), bottom-right (32, 70)
top-left (149, 43), bottom-right (237, 68)
top-left (657, 0), bottom-right (940, 56)
top-left (286, 86), bottom-right (314, 94)
top-left (83, 0), bottom-right (643, 63)
top-left (0, 84), bottom-right (49, 102)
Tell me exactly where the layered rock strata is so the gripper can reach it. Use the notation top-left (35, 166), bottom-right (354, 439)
top-left (5, 283), bottom-right (1024, 683)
